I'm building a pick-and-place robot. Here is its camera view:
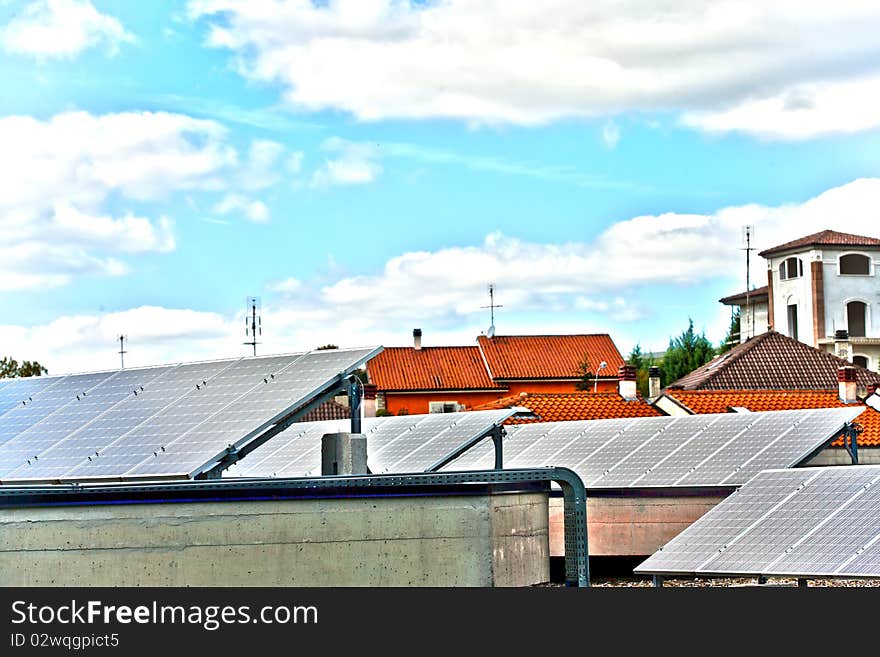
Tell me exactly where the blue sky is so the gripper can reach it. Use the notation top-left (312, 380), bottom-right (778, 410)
top-left (2, 0), bottom-right (880, 373)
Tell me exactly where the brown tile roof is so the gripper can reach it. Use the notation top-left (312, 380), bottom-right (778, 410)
top-left (664, 389), bottom-right (880, 447)
top-left (719, 285), bottom-right (769, 305)
top-left (667, 331), bottom-right (880, 391)
top-left (476, 334), bottom-right (625, 380)
top-left (299, 399), bottom-right (351, 422)
top-left (367, 346), bottom-right (502, 391)
top-left (758, 230), bottom-right (880, 257)
top-left (469, 391), bottom-right (662, 424)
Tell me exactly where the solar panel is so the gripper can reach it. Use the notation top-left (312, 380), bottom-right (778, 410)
top-left (227, 409), bottom-right (518, 477)
top-left (636, 465), bottom-right (880, 579)
top-left (441, 408), bottom-right (861, 489)
top-left (0, 371), bottom-right (116, 451)
top-left (0, 348), bottom-right (380, 483)
top-left (0, 375), bottom-right (64, 420)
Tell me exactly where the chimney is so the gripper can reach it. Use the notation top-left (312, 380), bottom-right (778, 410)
top-left (362, 384), bottom-right (378, 418)
top-left (648, 366), bottom-right (661, 400)
top-left (618, 365), bottom-right (637, 401)
top-left (838, 366), bottom-right (858, 404)
top-left (834, 329), bottom-right (852, 362)
top-left (413, 328), bottom-right (422, 350)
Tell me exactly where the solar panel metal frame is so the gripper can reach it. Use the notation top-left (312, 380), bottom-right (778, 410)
top-left (634, 465), bottom-right (880, 580)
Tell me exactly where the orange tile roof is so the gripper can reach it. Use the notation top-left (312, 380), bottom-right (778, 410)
top-left (470, 391), bottom-right (662, 424)
top-left (477, 334), bottom-right (625, 381)
top-left (665, 389), bottom-right (880, 447)
top-left (758, 229), bottom-right (880, 257)
top-left (367, 346), bottom-right (502, 391)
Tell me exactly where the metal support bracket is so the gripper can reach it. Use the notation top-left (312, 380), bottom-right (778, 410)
top-left (843, 422), bottom-right (860, 465)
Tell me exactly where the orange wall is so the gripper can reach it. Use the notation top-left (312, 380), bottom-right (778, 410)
top-left (505, 380), bottom-right (617, 394)
top-left (382, 380), bottom-right (619, 415)
top-left (383, 391), bottom-right (507, 415)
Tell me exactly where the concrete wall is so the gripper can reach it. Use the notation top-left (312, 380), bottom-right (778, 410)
top-left (805, 446), bottom-right (879, 466)
top-left (0, 492), bottom-right (549, 587)
top-left (548, 493), bottom-right (726, 557)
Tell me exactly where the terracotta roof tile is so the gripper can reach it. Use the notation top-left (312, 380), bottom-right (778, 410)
top-left (758, 230), bottom-right (880, 257)
top-left (477, 334), bottom-right (625, 380)
top-left (367, 346), bottom-right (502, 391)
top-left (719, 285), bottom-right (769, 305)
top-left (470, 391), bottom-right (662, 424)
top-left (665, 389), bottom-right (880, 447)
top-left (299, 399), bottom-right (351, 422)
top-left (668, 331), bottom-right (880, 391)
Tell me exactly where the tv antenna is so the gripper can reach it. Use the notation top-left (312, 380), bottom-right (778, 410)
top-left (741, 226), bottom-right (756, 340)
top-left (244, 296), bottom-right (262, 356)
top-left (118, 335), bottom-right (127, 369)
top-left (481, 284), bottom-right (503, 337)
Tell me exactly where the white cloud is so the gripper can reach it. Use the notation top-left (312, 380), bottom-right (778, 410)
top-left (682, 75), bottom-right (880, 140)
top-left (239, 138), bottom-right (285, 190)
top-left (1, 0), bottom-right (134, 58)
top-left (189, 0), bottom-right (880, 138)
top-left (311, 137), bottom-right (381, 187)
top-left (601, 122), bottom-right (621, 149)
top-left (0, 110), bottom-right (236, 290)
top-left (8, 178), bottom-right (880, 372)
top-left (213, 193), bottom-right (270, 223)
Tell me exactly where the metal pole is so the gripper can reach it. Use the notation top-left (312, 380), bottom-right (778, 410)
top-left (349, 376), bottom-right (362, 434)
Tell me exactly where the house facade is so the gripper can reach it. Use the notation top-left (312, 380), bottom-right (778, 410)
top-left (720, 229), bottom-right (880, 371)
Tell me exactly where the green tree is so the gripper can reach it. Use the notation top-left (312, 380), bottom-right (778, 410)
top-left (719, 310), bottom-right (741, 354)
top-left (574, 353), bottom-right (594, 391)
top-left (627, 343), bottom-right (656, 396)
top-left (660, 319), bottom-right (716, 386)
top-left (0, 357), bottom-right (47, 378)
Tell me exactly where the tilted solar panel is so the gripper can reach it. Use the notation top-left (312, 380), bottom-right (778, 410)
top-left (636, 465), bottom-right (880, 579)
top-left (441, 407), bottom-right (861, 489)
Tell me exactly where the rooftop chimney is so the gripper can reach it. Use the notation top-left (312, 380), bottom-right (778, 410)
top-left (413, 328), bottom-right (422, 350)
top-left (648, 366), bottom-right (661, 400)
top-left (618, 365), bottom-right (638, 401)
top-left (838, 366), bottom-right (858, 404)
top-left (835, 329), bottom-right (852, 362)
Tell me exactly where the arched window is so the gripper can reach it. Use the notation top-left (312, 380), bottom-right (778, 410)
top-left (839, 253), bottom-right (871, 276)
top-left (853, 355), bottom-right (869, 369)
top-left (779, 257), bottom-right (803, 280)
top-left (847, 301), bottom-right (867, 337)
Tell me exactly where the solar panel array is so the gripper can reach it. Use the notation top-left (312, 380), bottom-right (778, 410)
top-left (443, 408), bottom-right (862, 488)
top-left (635, 465), bottom-right (880, 579)
top-left (228, 409), bottom-right (518, 478)
top-left (0, 347), bottom-right (379, 483)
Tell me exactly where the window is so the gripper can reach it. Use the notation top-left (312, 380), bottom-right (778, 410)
top-left (779, 257), bottom-right (803, 280)
top-left (853, 355), bottom-right (869, 369)
top-left (840, 253), bottom-right (871, 276)
top-left (787, 304), bottom-right (798, 341)
top-left (847, 301), bottom-right (867, 337)
top-left (429, 401), bottom-right (460, 414)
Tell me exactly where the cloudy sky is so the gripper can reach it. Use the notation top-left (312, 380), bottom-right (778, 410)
top-left (2, 0), bottom-right (880, 374)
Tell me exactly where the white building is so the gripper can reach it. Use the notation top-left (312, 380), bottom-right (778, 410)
top-left (721, 230), bottom-right (880, 372)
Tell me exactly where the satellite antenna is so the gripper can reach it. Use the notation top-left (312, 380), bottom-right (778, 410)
top-left (118, 335), bottom-right (127, 369)
top-left (244, 296), bottom-right (262, 356)
top-left (481, 284), bottom-right (503, 337)
top-left (741, 225), bottom-right (756, 340)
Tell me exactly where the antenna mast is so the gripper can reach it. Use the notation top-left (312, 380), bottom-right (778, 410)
top-left (118, 335), bottom-right (127, 369)
top-left (244, 296), bottom-right (262, 356)
top-left (481, 284), bottom-right (504, 336)
top-left (741, 225), bottom-right (756, 340)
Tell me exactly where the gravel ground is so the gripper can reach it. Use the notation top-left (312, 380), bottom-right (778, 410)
top-left (589, 576), bottom-right (880, 587)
